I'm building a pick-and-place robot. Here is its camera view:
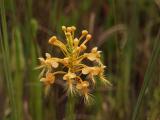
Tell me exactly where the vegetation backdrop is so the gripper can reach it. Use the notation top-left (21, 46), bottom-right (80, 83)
top-left (0, 0), bottom-right (160, 120)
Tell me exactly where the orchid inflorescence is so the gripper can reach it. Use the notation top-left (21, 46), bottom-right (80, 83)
top-left (37, 26), bottom-right (111, 104)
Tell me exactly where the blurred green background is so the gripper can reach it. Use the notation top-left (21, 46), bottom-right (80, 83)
top-left (0, 0), bottom-right (160, 120)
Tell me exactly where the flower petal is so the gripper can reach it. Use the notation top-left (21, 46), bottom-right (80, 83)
top-left (69, 73), bottom-right (76, 79)
top-left (76, 83), bottom-right (82, 90)
top-left (38, 57), bottom-right (45, 61)
top-left (63, 72), bottom-right (76, 80)
top-left (91, 47), bottom-right (98, 53)
top-left (82, 81), bottom-right (89, 87)
top-left (87, 54), bottom-right (96, 61)
top-left (82, 67), bottom-right (90, 74)
top-left (63, 75), bottom-right (67, 80)
top-left (51, 61), bottom-right (59, 68)
top-left (92, 67), bottom-right (100, 75)
top-left (46, 53), bottom-right (51, 58)
top-left (40, 78), bottom-right (46, 82)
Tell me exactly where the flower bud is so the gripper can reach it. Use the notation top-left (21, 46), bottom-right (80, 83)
top-left (86, 34), bottom-right (92, 40)
top-left (65, 32), bottom-right (71, 36)
top-left (71, 26), bottom-right (76, 31)
top-left (67, 27), bottom-right (72, 32)
top-left (74, 38), bottom-right (79, 46)
top-left (62, 26), bottom-right (66, 31)
top-left (80, 44), bottom-right (87, 50)
top-left (48, 36), bottom-right (57, 44)
top-left (82, 30), bottom-right (88, 35)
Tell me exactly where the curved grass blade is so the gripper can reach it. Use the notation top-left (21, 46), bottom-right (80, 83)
top-left (0, 0), bottom-right (18, 119)
top-left (132, 30), bottom-right (160, 120)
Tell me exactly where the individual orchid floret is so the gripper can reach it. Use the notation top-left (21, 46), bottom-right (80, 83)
top-left (76, 81), bottom-right (92, 104)
top-left (40, 72), bottom-right (55, 85)
top-left (86, 47), bottom-right (101, 62)
top-left (63, 72), bottom-right (77, 94)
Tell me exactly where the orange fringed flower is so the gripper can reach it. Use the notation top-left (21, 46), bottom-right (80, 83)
top-left (40, 72), bottom-right (55, 85)
top-left (76, 81), bottom-right (91, 103)
top-left (37, 26), bottom-right (111, 104)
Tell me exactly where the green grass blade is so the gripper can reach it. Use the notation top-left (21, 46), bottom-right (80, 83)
top-left (11, 27), bottom-right (25, 120)
top-left (132, 30), bottom-right (160, 120)
top-left (0, 0), bottom-right (18, 119)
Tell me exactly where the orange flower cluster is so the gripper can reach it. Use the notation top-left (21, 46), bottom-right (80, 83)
top-left (37, 26), bottom-right (111, 103)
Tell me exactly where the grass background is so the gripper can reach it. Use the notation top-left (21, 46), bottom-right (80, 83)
top-left (0, 0), bottom-right (160, 120)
